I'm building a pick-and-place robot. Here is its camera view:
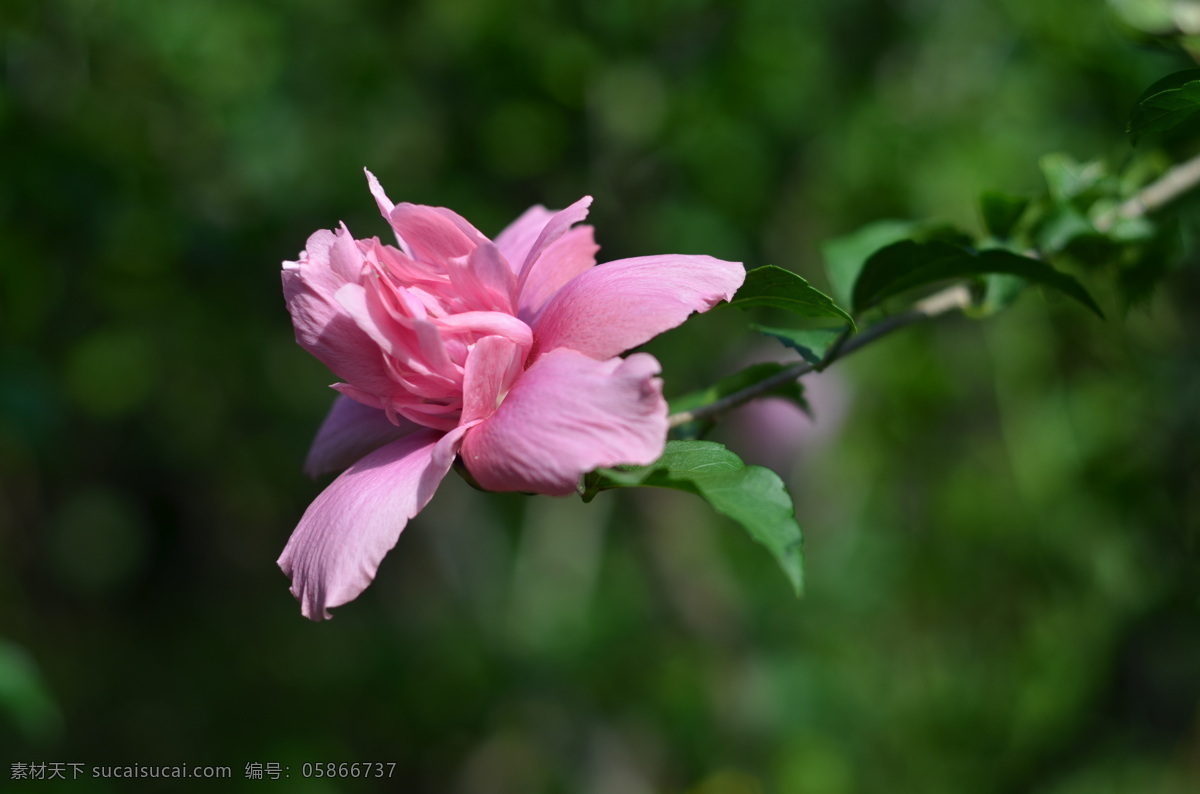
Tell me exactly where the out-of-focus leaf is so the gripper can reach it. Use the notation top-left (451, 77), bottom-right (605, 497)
top-left (669, 362), bottom-right (808, 416)
top-left (1128, 69), bottom-right (1200, 140)
top-left (0, 639), bottom-right (62, 743)
top-left (853, 240), bottom-right (1104, 318)
top-left (980, 191), bottom-right (1030, 240)
top-left (730, 266), bottom-right (856, 330)
top-left (1118, 149), bottom-right (1171, 197)
top-left (752, 325), bottom-right (847, 367)
top-left (1040, 153), bottom-right (1110, 203)
top-left (1108, 0), bottom-right (1174, 34)
top-left (821, 219), bottom-right (919, 308)
top-left (1118, 219), bottom-right (1181, 307)
top-left (1036, 205), bottom-right (1097, 252)
top-left (1091, 201), bottom-right (1157, 242)
top-left (975, 274), bottom-right (1029, 317)
top-left (584, 441), bottom-right (804, 595)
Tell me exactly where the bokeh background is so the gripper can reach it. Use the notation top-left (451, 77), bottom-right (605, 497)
top-left (3, 0), bottom-right (1199, 791)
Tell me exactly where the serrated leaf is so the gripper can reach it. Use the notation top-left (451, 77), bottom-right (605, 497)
top-left (587, 441), bottom-right (804, 595)
top-left (752, 325), bottom-right (846, 366)
top-left (821, 219), bottom-right (919, 307)
top-left (980, 191), bottom-right (1030, 240)
top-left (852, 240), bottom-right (1104, 318)
top-left (669, 362), bottom-right (808, 417)
top-left (730, 266), bottom-right (856, 330)
top-left (1128, 69), bottom-right (1200, 140)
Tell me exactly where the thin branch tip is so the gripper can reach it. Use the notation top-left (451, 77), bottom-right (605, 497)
top-left (668, 151), bottom-right (1200, 431)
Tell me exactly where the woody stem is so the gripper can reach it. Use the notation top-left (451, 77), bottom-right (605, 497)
top-left (668, 148), bottom-right (1200, 429)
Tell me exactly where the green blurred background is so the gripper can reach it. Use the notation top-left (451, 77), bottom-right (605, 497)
top-left (2, 0), bottom-right (1198, 791)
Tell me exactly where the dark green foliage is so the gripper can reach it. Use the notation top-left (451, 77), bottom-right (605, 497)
top-left (730, 265), bottom-right (856, 329)
top-left (980, 191), bottom-right (1031, 241)
top-left (668, 361), bottom-right (810, 440)
top-left (1128, 69), bottom-right (1200, 140)
top-left (852, 241), bottom-right (1104, 317)
top-left (1116, 219), bottom-right (1182, 308)
top-left (751, 325), bottom-right (846, 366)
top-left (3, 2), bottom-right (1199, 792)
top-left (586, 441), bottom-right (805, 595)
top-left (821, 219), bottom-right (919, 307)
top-left (669, 362), bottom-right (809, 417)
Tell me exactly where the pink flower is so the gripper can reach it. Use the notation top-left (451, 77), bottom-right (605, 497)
top-left (279, 171), bottom-right (745, 619)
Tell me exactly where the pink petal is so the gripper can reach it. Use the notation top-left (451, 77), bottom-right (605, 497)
top-left (304, 394), bottom-right (419, 478)
top-left (387, 203), bottom-right (486, 264)
top-left (279, 428), bottom-right (450, 620)
top-left (364, 169), bottom-right (396, 226)
top-left (516, 225), bottom-right (598, 320)
top-left (460, 335), bottom-right (525, 425)
top-left (283, 228), bottom-right (396, 397)
top-left (516, 196), bottom-right (593, 286)
top-left (530, 254), bottom-right (745, 362)
top-left (460, 349), bottom-right (667, 495)
top-left (335, 282), bottom-right (457, 382)
top-left (434, 311), bottom-right (533, 349)
top-left (446, 242), bottom-right (517, 314)
top-left (494, 205), bottom-right (555, 272)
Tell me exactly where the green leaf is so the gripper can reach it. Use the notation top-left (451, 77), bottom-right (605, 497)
top-left (1109, 0), bottom-right (1174, 33)
top-left (821, 219), bottom-right (919, 307)
top-left (669, 362), bottom-right (808, 417)
top-left (730, 266), bottom-right (856, 330)
top-left (979, 191), bottom-right (1030, 240)
top-left (585, 441), bottom-right (805, 595)
top-left (1040, 153), bottom-right (1109, 203)
top-left (1117, 219), bottom-right (1180, 307)
top-left (852, 240), bottom-right (1104, 318)
top-left (1128, 69), bottom-right (1200, 140)
top-left (0, 638), bottom-right (62, 743)
top-left (1035, 204), bottom-right (1097, 252)
top-left (752, 325), bottom-right (846, 366)
top-left (975, 273), bottom-right (1028, 317)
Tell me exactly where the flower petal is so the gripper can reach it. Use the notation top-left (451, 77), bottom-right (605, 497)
top-left (461, 335), bottom-right (525, 425)
top-left (387, 203), bottom-right (487, 263)
top-left (460, 349), bottom-right (667, 495)
top-left (304, 394), bottom-right (419, 478)
top-left (530, 254), bottom-right (744, 361)
top-left (516, 196), bottom-right (592, 285)
top-left (434, 311), bottom-right (533, 349)
top-left (279, 428), bottom-right (450, 620)
top-left (364, 169), bottom-right (396, 226)
top-left (283, 227), bottom-right (396, 396)
top-left (447, 242), bottom-right (517, 314)
top-left (494, 204), bottom-right (554, 273)
top-left (516, 225), bottom-right (598, 320)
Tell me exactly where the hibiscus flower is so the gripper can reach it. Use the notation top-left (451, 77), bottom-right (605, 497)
top-left (280, 171), bottom-right (744, 619)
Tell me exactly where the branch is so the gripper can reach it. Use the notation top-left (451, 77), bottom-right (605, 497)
top-left (668, 150), bottom-right (1200, 430)
top-left (667, 285), bottom-right (972, 428)
top-left (1095, 150), bottom-right (1200, 231)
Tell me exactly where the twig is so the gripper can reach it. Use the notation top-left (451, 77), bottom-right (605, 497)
top-left (667, 285), bottom-right (972, 428)
top-left (1095, 150), bottom-right (1200, 231)
top-left (669, 150), bottom-right (1200, 430)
